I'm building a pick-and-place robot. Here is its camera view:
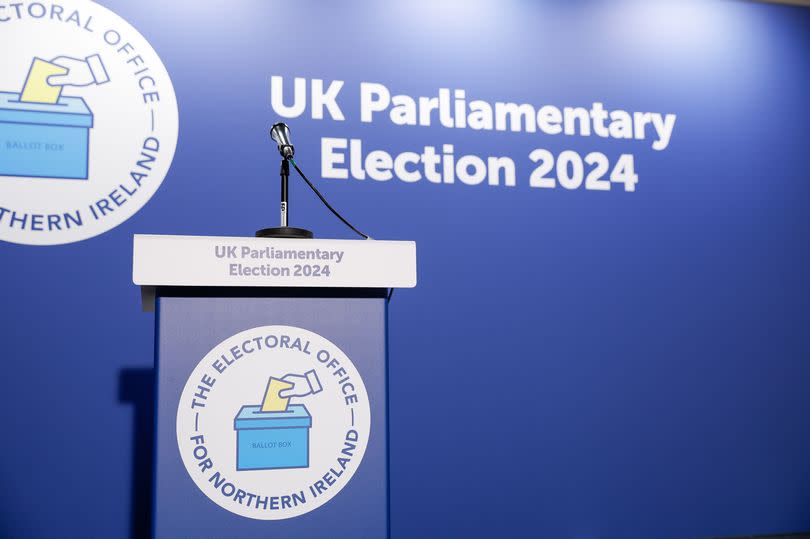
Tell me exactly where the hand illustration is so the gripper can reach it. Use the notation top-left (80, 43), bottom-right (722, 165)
top-left (47, 54), bottom-right (110, 86)
top-left (278, 369), bottom-right (323, 398)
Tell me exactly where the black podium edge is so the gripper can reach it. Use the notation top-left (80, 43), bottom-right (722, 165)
top-left (154, 286), bottom-right (388, 299)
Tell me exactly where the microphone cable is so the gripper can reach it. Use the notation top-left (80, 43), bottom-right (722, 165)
top-left (290, 157), bottom-right (398, 302)
top-left (288, 158), bottom-right (371, 240)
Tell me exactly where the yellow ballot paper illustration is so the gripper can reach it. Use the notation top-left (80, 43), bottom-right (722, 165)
top-left (20, 58), bottom-right (68, 104)
top-left (261, 377), bottom-right (294, 412)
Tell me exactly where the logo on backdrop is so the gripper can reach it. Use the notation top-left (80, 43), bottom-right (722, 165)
top-left (176, 325), bottom-right (371, 520)
top-left (0, 0), bottom-right (178, 245)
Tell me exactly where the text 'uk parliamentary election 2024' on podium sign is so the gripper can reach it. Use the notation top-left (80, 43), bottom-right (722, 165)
top-left (133, 233), bottom-right (416, 538)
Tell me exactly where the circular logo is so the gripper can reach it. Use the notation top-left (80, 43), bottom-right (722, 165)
top-left (176, 325), bottom-right (372, 520)
top-left (0, 0), bottom-right (178, 245)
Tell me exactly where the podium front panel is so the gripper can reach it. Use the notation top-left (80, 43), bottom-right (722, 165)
top-left (153, 288), bottom-right (388, 538)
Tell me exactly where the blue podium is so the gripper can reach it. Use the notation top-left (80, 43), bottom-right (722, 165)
top-left (133, 234), bottom-right (416, 538)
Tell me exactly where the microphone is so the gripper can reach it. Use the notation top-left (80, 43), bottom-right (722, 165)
top-left (257, 122), bottom-right (368, 240)
top-left (270, 122), bottom-right (294, 159)
top-left (256, 122), bottom-right (313, 239)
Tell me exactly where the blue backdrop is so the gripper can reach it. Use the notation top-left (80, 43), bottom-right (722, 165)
top-left (2, 1), bottom-right (810, 538)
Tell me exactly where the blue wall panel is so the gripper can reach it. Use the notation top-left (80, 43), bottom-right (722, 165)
top-left (1, 1), bottom-right (809, 538)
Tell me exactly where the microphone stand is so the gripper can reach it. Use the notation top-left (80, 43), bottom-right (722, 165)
top-left (280, 158), bottom-right (289, 228)
top-left (256, 157), bottom-right (314, 239)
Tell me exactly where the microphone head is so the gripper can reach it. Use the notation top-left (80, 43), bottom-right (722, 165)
top-left (270, 122), bottom-right (294, 158)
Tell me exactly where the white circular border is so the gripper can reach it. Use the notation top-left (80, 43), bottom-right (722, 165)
top-left (176, 325), bottom-right (372, 520)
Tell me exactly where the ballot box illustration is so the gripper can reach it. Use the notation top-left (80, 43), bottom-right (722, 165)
top-left (234, 404), bottom-right (312, 470)
top-left (0, 91), bottom-right (93, 179)
top-left (134, 234), bottom-right (416, 538)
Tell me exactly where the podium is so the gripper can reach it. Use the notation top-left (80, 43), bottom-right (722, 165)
top-left (133, 234), bottom-right (417, 538)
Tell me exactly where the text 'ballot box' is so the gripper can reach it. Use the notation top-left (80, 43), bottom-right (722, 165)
top-left (234, 404), bottom-right (312, 471)
top-left (0, 91), bottom-right (93, 179)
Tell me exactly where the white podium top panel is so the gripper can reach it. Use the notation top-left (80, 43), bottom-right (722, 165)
top-left (132, 234), bottom-right (417, 288)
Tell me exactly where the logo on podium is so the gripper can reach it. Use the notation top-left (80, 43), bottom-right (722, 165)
top-left (176, 326), bottom-right (371, 520)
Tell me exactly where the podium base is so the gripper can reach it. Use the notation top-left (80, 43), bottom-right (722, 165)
top-left (255, 226), bottom-right (314, 239)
